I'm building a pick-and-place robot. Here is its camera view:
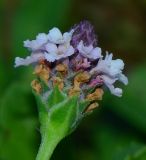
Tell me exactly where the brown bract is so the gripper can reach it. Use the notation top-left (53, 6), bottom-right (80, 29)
top-left (85, 102), bottom-right (99, 113)
top-left (56, 63), bottom-right (68, 75)
top-left (34, 64), bottom-right (50, 83)
top-left (68, 84), bottom-right (80, 96)
top-left (86, 88), bottom-right (104, 101)
top-left (74, 71), bottom-right (91, 83)
top-left (52, 77), bottom-right (64, 90)
top-left (31, 80), bottom-right (42, 93)
top-left (68, 72), bottom-right (91, 96)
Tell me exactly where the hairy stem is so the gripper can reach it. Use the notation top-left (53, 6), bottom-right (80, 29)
top-left (36, 128), bottom-right (61, 160)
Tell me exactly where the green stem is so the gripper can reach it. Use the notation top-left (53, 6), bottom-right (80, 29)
top-left (36, 129), bottom-right (61, 160)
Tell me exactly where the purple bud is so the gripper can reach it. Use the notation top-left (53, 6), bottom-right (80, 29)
top-left (71, 20), bottom-right (97, 51)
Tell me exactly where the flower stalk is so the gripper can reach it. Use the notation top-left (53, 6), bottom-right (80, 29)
top-left (36, 124), bottom-right (62, 160)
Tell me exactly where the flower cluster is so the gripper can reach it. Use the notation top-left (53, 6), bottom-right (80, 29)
top-left (15, 20), bottom-right (128, 112)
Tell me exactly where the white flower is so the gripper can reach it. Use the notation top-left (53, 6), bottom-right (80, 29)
top-left (90, 52), bottom-right (128, 97)
top-left (24, 33), bottom-right (48, 51)
top-left (44, 28), bottom-right (75, 62)
top-left (47, 27), bottom-right (74, 44)
top-left (14, 52), bottom-right (44, 67)
top-left (15, 27), bottom-right (75, 66)
top-left (44, 42), bottom-right (74, 62)
top-left (77, 40), bottom-right (102, 60)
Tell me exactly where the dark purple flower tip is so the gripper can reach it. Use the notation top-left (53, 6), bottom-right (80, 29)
top-left (71, 20), bottom-right (98, 50)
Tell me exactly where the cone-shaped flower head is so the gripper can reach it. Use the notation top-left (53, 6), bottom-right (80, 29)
top-left (14, 20), bottom-right (128, 113)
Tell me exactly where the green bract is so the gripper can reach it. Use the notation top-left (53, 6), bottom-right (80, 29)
top-left (34, 86), bottom-right (89, 160)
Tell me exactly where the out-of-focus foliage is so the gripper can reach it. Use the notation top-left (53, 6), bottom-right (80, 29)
top-left (0, 0), bottom-right (146, 159)
top-left (103, 66), bottom-right (146, 133)
top-left (0, 81), bottom-right (38, 160)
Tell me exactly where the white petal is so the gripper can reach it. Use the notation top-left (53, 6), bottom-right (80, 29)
top-left (14, 53), bottom-right (44, 67)
top-left (48, 27), bottom-right (63, 44)
top-left (77, 41), bottom-right (93, 55)
top-left (102, 75), bottom-right (122, 97)
top-left (45, 43), bottom-right (58, 53)
top-left (36, 33), bottom-right (48, 44)
top-left (24, 33), bottom-right (48, 51)
top-left (119, 74), bottom-right (128, 85)
top-left (111, 87), bottom-right (123, 97)
top-left (105, 52), bottom-right (113, 62)
top-left (90, 47), bottom-right (102, 59)
top-left (102, 75), bottom-right (117, 85)
top-left (77, 41), bottom-right (102, 60)
top-left (105, 81), bottom-right (123, 97)
top-left (44, 52), bottom-right (57, 62)
top-left (24, 40), bottom-right (39, 50)
top-left (57, 46), bottom-right (74, 60)
top-left (63, 30), bottom-right (73, 43)
top-left (64, 46), bottom-right (75, 57)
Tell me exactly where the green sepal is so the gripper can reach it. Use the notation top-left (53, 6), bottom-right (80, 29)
top-left (32, 90), bottom-right (48, 127)
top-left (48, 95), bottom-right (78, 137)
top-left (47, 86), bottom-right (67, 109)
top-left (34, 87), bottom-right (80, 160)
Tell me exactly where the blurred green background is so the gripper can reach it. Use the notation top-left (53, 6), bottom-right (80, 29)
top-left (0, 0), bottom-right (146, 159)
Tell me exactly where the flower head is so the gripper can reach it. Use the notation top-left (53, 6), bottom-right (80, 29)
top-left (14, 20), bottom-right (128, 112)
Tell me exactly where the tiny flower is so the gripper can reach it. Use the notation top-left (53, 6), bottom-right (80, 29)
top-left (90, 52), bottom-right (128, 97)
top-left (48, 27), bottom-right (74, 44)
top-left (77, 40), bottom-right (102, 60)
top-left (24, 33), bottom-right (48, 51)
top-left (14, 28), bottom-right (75, 67)
top-left (44, 42), bottom-right (74, 62)
top-left (14, 52), bottom-right (44, 67)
